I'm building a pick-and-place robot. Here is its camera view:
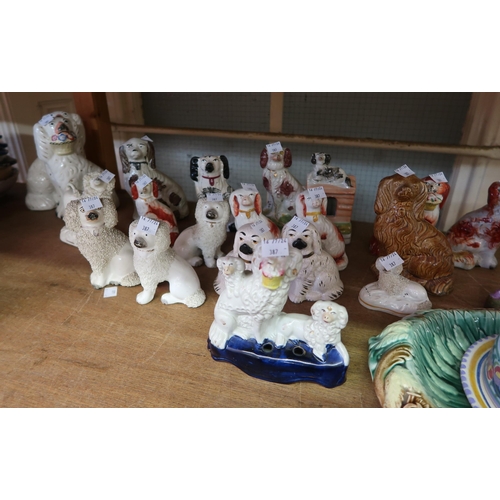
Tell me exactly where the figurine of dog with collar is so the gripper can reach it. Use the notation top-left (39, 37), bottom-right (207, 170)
top-left (190, 155), bottom-right (232, 197)
top-left (307, 152), bottom-right (351, 187)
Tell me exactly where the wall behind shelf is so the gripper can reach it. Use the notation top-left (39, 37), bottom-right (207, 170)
top-left (141, 92), bottom-right (472, 223)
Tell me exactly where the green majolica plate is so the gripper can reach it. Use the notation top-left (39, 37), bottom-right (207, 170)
top-left (368, 309), bottom-right (500, 408)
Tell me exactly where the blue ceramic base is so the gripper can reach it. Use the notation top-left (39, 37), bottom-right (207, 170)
top-left (208, 336), bottom-right (348, 388)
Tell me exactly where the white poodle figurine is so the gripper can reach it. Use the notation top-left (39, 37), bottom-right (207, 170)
top-left (260, 146), bottom-right (304, 225)
top-left (282, 220), bottom-right (344, 303)
top-left (261, 301), bottom-right (349, 362)
top-left (213, 222), bottom-right (276, 294)
top-left (173, 195), bottom-right (230, 268)
top-left (190, 155), bottom-right (232, 197)
top-left (25, 112), bottom-right (119, 246)
top-left (64, 197), bottom-right (140, 289)
top-left (295, 191), bottom-right (348, 270)
top-left (307, 152), bottom-right (351, 187)
top-left (81, 172), bottom-right (116, 199)
top-left (209, 243), bottom-right (303, 349)
top-left (129, 175), bottom-right (179, 245)
top-left (129, 219), bottom-right (206, 307)
top-left (229, 188), bottom-right (280, 237)
top-left (119, 137), bottom-right (189, 219)
top-left (358, 257), bottom-right (432, 317)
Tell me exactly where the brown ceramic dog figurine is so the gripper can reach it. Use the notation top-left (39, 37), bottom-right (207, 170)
top-left (373, 174), bottom-right (454, 296)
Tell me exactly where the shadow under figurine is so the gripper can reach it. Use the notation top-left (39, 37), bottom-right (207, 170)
top-left (208, 242), bottom-right (349, 387)
top-left (373, 173), bottom-right (454, 296)
top-left (129, 219), bottom-right (206, 307)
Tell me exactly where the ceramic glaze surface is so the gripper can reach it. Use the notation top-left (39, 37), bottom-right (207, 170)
top-left (460, 335), bottom-right (500, 408)
top-left (281, 220), bottom-right (344, 303)
top-left (173, 196), bottom-right (230, 268)
top-left (119, 138), bottom-right (189, 219)
top-left (307, 152), bottom-right (352, 187)
top-left (129, 219), bottom-right (206, 307)
top-left (359, 257), bottom-right (432, 317)
top-left (368, 309), bottom-right (500, 408)
top-left (64, 197), bottom-right (140, 289)
top-left (229, 188), bottom-right (280, 237)
top-left (421, 175), bottom-right (450, 227)
top-left (189, 155), bottom-right (232, 197)
top-left (295, 191), bottom-right (348, 269)
top-left (373, 174), bottom-right (454, 296)
top-left (260, 146), bottom-right (303, 225)
top-left (447, 181), bottom-right (500, 270)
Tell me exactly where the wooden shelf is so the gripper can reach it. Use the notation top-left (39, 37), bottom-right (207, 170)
top-left (1, 184), bottom-right (499, 407)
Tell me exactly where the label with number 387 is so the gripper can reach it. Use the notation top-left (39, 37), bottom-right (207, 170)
top-left (139, 216), bottom-right (160, 235)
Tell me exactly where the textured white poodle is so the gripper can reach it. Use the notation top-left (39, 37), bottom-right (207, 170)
top-left (209, 243), bottom-right (303, 349)
top-left (295, 191), bottom-right (348, 270)
top-left (282, 220), bottom-right (344, 304)
top-left (261, 300), bottom-right (349, 362)
top-left (173, 196), bottom-right (230, 268)
top-left (129, 219), bottom-right (206, 307)
top-left (64, 197), bottom-right (140, 289)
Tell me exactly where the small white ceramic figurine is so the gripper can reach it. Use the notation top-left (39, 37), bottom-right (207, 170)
top-left (260, 145), bottom-right (304, 225)
top-left (190, 155), bottom-right (232, 197)
top-left (64, 197), bottom-right (140, 289)
top-left (129, 175), bottom-right (179, 245)
top-left (25, 112), bottom-right (119, 246)
top-left (119, 137), bottom-right (189, 219)
top-left (209, 242), bottom-right (303, 349)
top-left (261, 300), bottom-right (349, 363)
top-left (447, 181), bottom-right (500, 270)
top-left (213, 222), bottom-right (276, 294)
top-left (229, 188), bottom-right (280, 237)
top-left (173, 195), bottom-right (230, 268)
top-left (282, 219), bottom-right (344, 303)
top-left (359, 257), bottom-right (432, 317)
top-left (129, 219), bottom-right (206, 307)
top-left (307, 152), bottom-right (352, 187)
top-left (295, 191), bottom-right (348, 270)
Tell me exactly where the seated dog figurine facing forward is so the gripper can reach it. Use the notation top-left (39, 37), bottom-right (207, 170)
top-left (190, 155), bottom-right (232, 197)
top-left (129, 219), bottom-right (206, 307)
top-left (282, 219), bottom-right (344, 303)
top-left (173, 195), bottom-right (231, 268)
top-left (64, 197), bottom-right (140, 289)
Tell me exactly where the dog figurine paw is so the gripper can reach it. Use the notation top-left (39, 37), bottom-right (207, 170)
top-left (129, 219), bottom-right (206, 307)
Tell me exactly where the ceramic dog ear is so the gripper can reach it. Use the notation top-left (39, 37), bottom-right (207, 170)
top-left (190, 156), bottom-right (199, 181)
top-left (102, 198), bottom-right (118, 228)
top-left (119, 144), bottom-right (131, 174)
top-left (283, 148), bottom-right (292, 168)
top-left (220, 155), bottom-right (229, 179)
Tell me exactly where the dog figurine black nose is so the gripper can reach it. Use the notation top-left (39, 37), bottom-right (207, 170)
top-left (134, 237), bottom-right (147, 248)
top-left (205, 163), bottom-right (214, 173)
top-left (206, 209), bottom-right (218, 220)
top-left (239, 244), bottom-right (254, 255)
top-left (87, 212), bottom-right (99, 221)
top-left (292, 238), bottom-right (307, 250)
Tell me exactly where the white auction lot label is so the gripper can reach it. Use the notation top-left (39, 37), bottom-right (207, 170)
top-left (138, 216), bottom-right (160, 235)
top-left (262, 238), bottom-right (289, 257)
top-left (379, 252), bottom-right (404, 271)
top-left (80, 196), bottom-right (103, 211)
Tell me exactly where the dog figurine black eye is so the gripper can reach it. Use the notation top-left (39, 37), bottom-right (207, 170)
top-left (190, 155), bottom-right (232, 197)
